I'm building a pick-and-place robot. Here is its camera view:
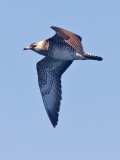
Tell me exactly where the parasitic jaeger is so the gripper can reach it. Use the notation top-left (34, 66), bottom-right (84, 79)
top-left (24, 26), bottom-right (103, 127)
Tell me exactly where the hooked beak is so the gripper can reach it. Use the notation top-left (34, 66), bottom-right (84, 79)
top-left (23, 46), bottom-right (32, 50)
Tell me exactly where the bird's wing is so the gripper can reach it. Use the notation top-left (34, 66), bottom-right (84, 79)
top-left (51, 26), bottom-right (84, 53)
top-left (49, 33), bottom-right (66, 44)
top-left (36, 57), bottom-right (73, 127)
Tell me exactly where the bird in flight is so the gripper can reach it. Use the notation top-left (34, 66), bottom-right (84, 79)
top-left (24, 26), bottom-right (103, 127)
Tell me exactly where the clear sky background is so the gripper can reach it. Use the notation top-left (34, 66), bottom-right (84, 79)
top-left (0, 0), bottom-right (120, 159)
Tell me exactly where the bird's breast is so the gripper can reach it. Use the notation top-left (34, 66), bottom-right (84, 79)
top-left (49, 45), bottom-right (76, 60)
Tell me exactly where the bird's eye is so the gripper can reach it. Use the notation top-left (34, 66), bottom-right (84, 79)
top-left (32, 44), bottom-right (37, 48)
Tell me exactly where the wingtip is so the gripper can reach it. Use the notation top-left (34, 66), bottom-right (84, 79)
top-left (52, 123), bottom-right (57, 128)
top-left (50, 26), bottom-right (58, 31)
top-left (51, 120), bottom-right (57, 128)
top-left (50, 26), bottom-right (54, 29)
top-left (46, 107), bottom-right (58, 128)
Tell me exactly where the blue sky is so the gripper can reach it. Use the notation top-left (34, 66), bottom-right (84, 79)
top-left (0, 0), bottom-right (120, 159)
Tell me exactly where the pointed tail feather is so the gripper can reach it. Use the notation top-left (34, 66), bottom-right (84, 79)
top-left (84, 52), bottom-right (103, 61)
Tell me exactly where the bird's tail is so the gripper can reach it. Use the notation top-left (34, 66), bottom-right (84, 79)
top-left (84, 52), bottom-right (103, 61)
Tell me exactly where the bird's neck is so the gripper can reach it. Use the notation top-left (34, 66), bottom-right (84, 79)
top-left (35, 40), bottom-right (49, 56)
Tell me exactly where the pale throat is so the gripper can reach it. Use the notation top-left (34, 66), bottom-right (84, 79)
top-left (37, 40), bottom-right (49, 50)
top-left (34, 40), bottom-right (49, 56)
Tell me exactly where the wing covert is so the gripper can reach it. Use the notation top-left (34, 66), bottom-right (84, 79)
top-left (51, 26), bottom-right (84, 54)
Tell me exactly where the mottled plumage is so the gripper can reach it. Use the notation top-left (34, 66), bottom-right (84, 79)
top-left (24, 26), bottom-right (103, 127)
top-left (37, 57), bottom-right (72, 127)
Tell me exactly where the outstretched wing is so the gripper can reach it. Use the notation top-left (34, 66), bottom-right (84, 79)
top-left (36, 57), bottom-right (73, 127)
top-left (51, 26), bottom-right (84, 54)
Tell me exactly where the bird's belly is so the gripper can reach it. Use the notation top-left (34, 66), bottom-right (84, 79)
top-left (51, 47), bottom-right (76, 60)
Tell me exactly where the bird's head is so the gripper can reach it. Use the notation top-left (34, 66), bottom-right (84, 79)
top-left (24, 41), bottom-right (47, 54)
top-left (24, 43), bottom-right (38, 51)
